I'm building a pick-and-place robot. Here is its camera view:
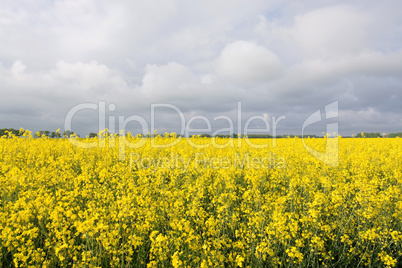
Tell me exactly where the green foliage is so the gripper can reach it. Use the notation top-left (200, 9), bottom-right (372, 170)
top-left (89, 132), bottom-right (98, 138)
top-left (0, 128), bottom-right (22, 137)
top-left (62, 130), bottom-right (75, 138)
top-left (388, 132), bottom-right (402, 138)
top-left (50, 132), bottom-right (61, 138)
top-left (356, 132), bottom-right (381, 138)
top-left (35, 130), bottom-right (51, 138)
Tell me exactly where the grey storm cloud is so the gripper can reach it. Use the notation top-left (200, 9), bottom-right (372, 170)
top-left (0, 0), bottom-right (401, 136)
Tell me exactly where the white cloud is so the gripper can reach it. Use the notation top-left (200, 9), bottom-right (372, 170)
top-left (286, 49), bottom-right (402, 87)
top-left (11, 60), bottom-right (27, 75)
top-left (49, 61), bottom-right (127, 91)
top-left (291, 5), bottom-right (371, 58)
top-left (215, 40), bottom-right (284, 84)
top-left (0, 1), bottom-right (401, 135)
top-left (139, 62), bottom-right (198, 100)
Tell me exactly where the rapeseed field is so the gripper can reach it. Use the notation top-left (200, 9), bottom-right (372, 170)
top-left (1, 132), bottom-right (401, 267)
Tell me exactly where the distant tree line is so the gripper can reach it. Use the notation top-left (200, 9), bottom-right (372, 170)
top-left (354, 132), bottom-right (402, 138)
top-left (35, 130), bottom-right (77, 138)
top-left (209, 134), bottom-right (319, 139)
top-left (0, 128), bottom-right (22, 137)
top-left (386, 132), bottom-right (402, 138)
top-left (356, 132), bottom-right (381, 138)
top-left (1, 128), bottom-right (402, 138)
top-left (0, 128), bottom-right (77, 138)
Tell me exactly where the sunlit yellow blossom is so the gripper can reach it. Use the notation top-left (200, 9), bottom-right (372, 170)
top-left (0, 136), bottom-right (401, 267)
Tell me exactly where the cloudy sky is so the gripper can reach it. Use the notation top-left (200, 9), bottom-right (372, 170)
top-left (1, 0), bottom-right (401, 136)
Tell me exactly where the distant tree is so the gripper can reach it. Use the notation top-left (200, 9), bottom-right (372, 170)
top-left (215, 134), bottom-right (231, 138)
top-left (0, 128), bottom-right (21, 137)
top-left (356, 132), bottom-right (381, 138)
top-left (89, 132), bottom-right (98, 138)
top-left (63, 130), bottom-right (75, 138)
top-left (244, 134), bottom-right (272, 139)
top-left (200, 133), bottom-right (211, 138)
top-left (50, 131), bottom-right (62, 138)
top-left (35, 130), bottom-right (52, 138)
top-left (388, 132), bottom-right (402, 138)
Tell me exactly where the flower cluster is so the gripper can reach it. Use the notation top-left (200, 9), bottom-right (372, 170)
top-left (0, 133), bottom-right (401, 267)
